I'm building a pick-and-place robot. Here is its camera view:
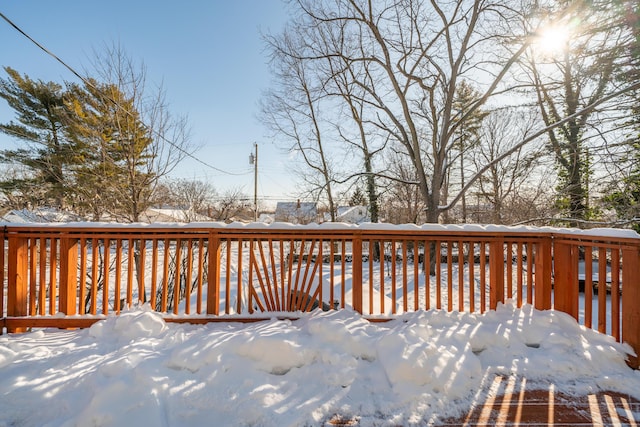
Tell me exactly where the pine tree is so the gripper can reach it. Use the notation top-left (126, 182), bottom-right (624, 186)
top-left (449, 80), bottom-right (488, 223)
top-left (65, 80), bottom-right (155, 221)
top-left (0, 67), bottom-right (71, 208)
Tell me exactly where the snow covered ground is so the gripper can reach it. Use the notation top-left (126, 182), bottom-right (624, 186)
top-left (1, 223), bottom-right (639, 425)
top-left (1, 302), bottom-right (639, 427)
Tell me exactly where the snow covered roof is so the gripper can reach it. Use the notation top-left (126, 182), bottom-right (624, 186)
top-left (274, 201), bottom-right (318, 224)
top-left (140, 207), bottom-right (212, 223)
top-left (0, 208), bottom-right (82, 224)
top-left (336, 205), bottom-right (370, 224)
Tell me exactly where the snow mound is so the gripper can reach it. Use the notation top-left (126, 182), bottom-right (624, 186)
top-left (1, 303), bottom-right (639, 427)
top-left (89, 305), bottom-right (168, 341)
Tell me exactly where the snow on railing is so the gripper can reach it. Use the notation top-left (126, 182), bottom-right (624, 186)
top-left (1, 223), bottom-right (639, 368)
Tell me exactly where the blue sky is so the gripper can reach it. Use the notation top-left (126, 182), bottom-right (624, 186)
top-left (0, 1), bottom-right (295, 208)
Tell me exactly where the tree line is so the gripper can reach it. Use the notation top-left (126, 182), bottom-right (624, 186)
top-left (1, 1), bottom-right (639, 230)
top-left (0, 45), bottom-right (194, 222)
top-left (260, 0), bottom-right (640, 230)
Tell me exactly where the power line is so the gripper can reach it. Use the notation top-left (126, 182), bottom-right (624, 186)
top-left (0, 11), bottom-right (248, 177)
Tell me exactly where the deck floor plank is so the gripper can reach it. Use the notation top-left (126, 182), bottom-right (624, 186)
top-left (438, 375), bottom-right (640, 426)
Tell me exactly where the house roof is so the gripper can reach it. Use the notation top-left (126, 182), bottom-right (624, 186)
top-left (1, 208), bottom-right (81, 224)
top-left (274, 201), bottom-right (318, 224)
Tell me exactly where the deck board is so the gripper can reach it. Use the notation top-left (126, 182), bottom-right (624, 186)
top-left (438, 375), bottom-right (640, 426)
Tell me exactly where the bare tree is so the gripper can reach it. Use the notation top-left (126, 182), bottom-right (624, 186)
top-left (516, 0), bottom-right (634, 226)
top-left (210, 188), bottom-right (253, 222)
top-left (472, 108), bottom-right (546, 223)
top-left (159, 178), bottom-right (217, 222)
top-left (78, 42), bottom-right (193, 222)
top-left (267, 0), bottom-right (532, 224)
top-left (261, 31), bottom-right (339, 221)
top-left (381, 153), bottom-right (426, 224)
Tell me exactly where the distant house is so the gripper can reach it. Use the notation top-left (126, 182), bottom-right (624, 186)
top-left (257, 213), bottom-right (275, 224)
top-left (274, 200), bottom-right (318, 224)
top-left (336, 205), bottom-right (370, 224)
top-left (322, 206), bottom-right (370, 224)
top-left (140, 207), bottom-right (212, 223)
top-left (0, 208), bottom-right (81, 224)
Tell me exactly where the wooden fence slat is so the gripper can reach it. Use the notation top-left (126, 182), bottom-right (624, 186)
top-left (469, 242), bottom-right (475, 313)
top-left (622, 247), bottom-right (640, 369)
top-left (413, 239), bottom-right (419, 312)
top-left (161, 239), bottom-right (169, 312)
top-left (489, 239), bottom-right (505, 310)
top-left (7, 236), bottom-right (28, 333)
top-left (79, 238), bottom-right (87, 314)
top-left (585, 249), bottom-right (593, 328)
top-left (102, 238), bottom-right (110, 315)
top-left (173, 239), bottom-right (182, 315)
top-left (611, 249), bottom-right (620, 341)
top-left (391, 240), bottom-right (397, 315)
top-left (447, 243), bottom-right (453, 312)
top-left (138, 239), bottom-right (146, 305)
top-left (352, 234), bottom-right (363, 314)
top-left (29, 238), bottom-right (36, 315)
top-left (534, 238), bottom-right (552, 310)
top-left (185, 240), bottom-right (193, 315)
top-left (49, 237), bottom-right (57, 316)
top-left (197, 238), bottom-right (204, 314)
top-left (436, 241), bottom-right (442, 310)
top-left (114, 240), bottom-right (122, 313)
top-left (237, 239), bottom-right (243, 314)
top-left (598, 248), bottom-right (607, 333)
top-left (127, 239), bottom-right (134, 307)
top-left (0, 227), bottom-right (5, 324)
top-left (424, 239), bottom-right (431, 311)
top-left (207, 234), bottom-right (221, 315)
top-left (90, 238), bottom-right (98, 315)
top-left (39, 237), bottom-right (46, 315)
top-left (59, 237), bottom-right (78, 316)
top-left (151, 239), bottom-right (158, 311)
top-left (553, 242), bottom-right (571, 316)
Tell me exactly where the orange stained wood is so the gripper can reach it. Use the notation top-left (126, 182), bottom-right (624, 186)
top-left (439, 375), bottom-right (640, 426)
top-left (2, 224), bottom-right (640, 369)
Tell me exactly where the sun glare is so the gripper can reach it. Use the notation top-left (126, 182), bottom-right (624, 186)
top-left (534, 25), bottom-right (570, 56)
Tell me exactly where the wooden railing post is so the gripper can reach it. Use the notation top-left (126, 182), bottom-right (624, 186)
top-left (206, 232), bottom-right (221, 315)
top-left (59, 237), bottom-right (78, 316)
top-left (489, 238), bottom-right (504, 310)
top-left (7, 235), bottom-right (28, 333)
top-left (622, 247), bottom-right (640, 369)
top-left (352, 233), bottom-right (363, 314)
top-left (534, 237), bottom-right (553, 310)
top-left (553, 242), bottom-right (578, 319)
top-left (1, 227), bottom-right (6, 333)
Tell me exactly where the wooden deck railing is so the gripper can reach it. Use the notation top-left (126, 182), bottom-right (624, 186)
top-left (1, 223), bottom-right (639, 368)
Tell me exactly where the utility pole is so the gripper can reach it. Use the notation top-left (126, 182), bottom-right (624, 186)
top-left (249, 142), bottom-right (258, 222)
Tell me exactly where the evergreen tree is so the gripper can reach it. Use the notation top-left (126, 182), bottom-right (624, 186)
top-left (348, 187), bottom-right (367, 207)
top-left (447, 80), bottom-right (488, 223)
top-left (0, 67), bottom-right (71, 208)
top-left (65, 80), bottom-right (154, 221)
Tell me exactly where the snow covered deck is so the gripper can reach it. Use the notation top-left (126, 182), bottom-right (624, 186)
top-left (2, 223), bottom-right (640, 369)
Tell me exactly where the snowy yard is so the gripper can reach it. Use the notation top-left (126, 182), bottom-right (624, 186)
top-left (1, 302), bottom-right (639, 426)
top-left (2, 223), bottom-right (640, 426)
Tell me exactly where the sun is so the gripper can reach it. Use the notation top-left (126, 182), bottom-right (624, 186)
top-left (534, 25), bottom-right (571, 57)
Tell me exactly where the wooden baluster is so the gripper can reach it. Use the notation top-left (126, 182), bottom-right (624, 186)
top-left (59, 237), bottom-right (78, 317)
top-left (207, 233), bottom-right (221, 315)
top-left (7, 235), bottom-right (28, 333)
top-left (489, 238), bottom-right (505, 310)
top-left (622, 246), bottom-right (640, 369)
top-left (534, 237), bottom-right (552, 310)
top-left (352, 233), bottom-right (363, 314)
